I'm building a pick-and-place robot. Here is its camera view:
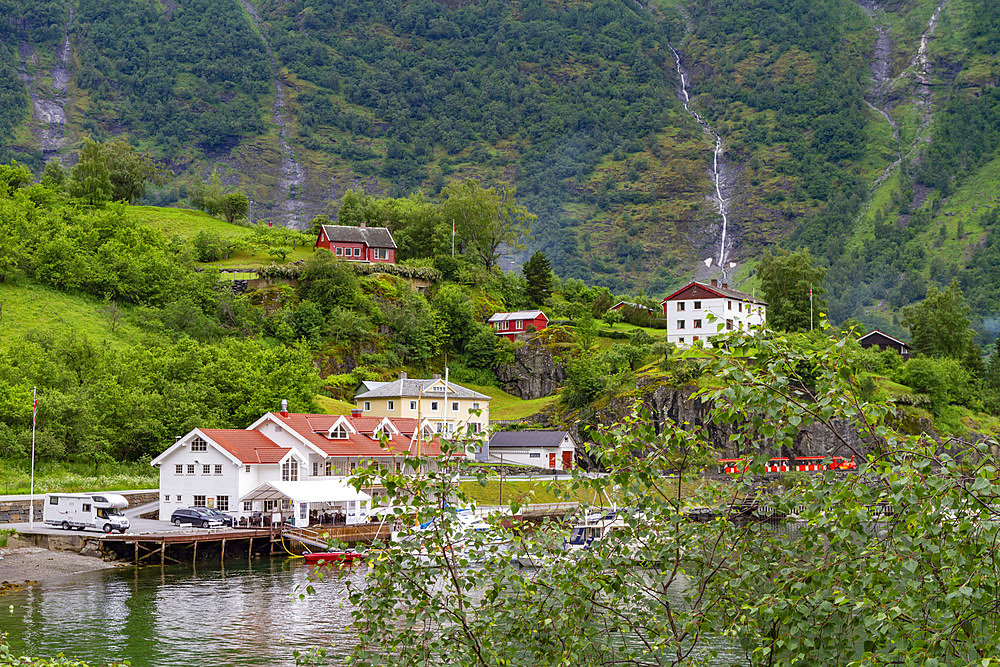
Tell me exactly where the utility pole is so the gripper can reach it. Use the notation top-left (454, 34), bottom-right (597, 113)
top-left (29, 387), bottom-right (36, 531)
top-left (249, 199), bottom-right (254, 225)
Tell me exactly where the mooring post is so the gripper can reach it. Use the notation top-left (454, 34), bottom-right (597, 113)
top-left (248, 536), bottom-right (253, 562)
top-left (221, 538), bottom-right (226, 563)
top-left (193, 539), bottom-right (197, 563)
top-left (134, 542), bottom-right (138, 565)
top-left (161, 540), bottom-right (165, 567)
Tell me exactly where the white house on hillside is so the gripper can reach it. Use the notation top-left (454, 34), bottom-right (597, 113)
top-left (354, 373), bottom-right (491, 439)
top-left (659, 279), bottom-right (766, 348)
top-left (151, 402), bottom-right (453, 525)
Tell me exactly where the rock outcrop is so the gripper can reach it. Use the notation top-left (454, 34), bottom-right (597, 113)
top-left (495, 334), bottom-right (568, 400)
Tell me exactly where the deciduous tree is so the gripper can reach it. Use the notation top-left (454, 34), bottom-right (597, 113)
top-left (442, 179), bottom-right (534, 271)
top-left (758, 246), bottom-right (826, 332)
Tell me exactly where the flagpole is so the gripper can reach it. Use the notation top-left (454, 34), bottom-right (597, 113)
top-left (29, 386), bottom-right (36, 530)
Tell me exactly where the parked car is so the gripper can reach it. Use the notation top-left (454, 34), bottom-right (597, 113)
top-left (197, 507), bottom-right (235, 527)
top-left (170, 507), bottom-right (225, 528)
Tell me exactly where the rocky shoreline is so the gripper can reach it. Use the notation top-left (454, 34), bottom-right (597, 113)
top-left (0, 539), bottom-right (123, 593)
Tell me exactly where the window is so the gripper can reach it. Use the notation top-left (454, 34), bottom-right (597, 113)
top-left (190, 437), bottom-right (207, 452)
top-left (693, 336), bottom-right (700, 342)
top-left (694, 319), bottom-right (702, 329)
top-left (431, 401), bottom-right (439, 411)
top-left (176, 496), bottom-right (182, 504)
top-left (499, 321), bottom-right (508, 331)
top-left (395, 461), bottom-right (402, 472)
top-left (214, 464), bottom-right (223, 475)
top-left (193, 495), bottom-right (206, 507)
top-left (82, 503), bottom-right (91, 512)
top-left (354, 248), bottom-right (361, 257)
top-left (373, 248), bottom-right (388, 260)
top-left (245, 465), bottom-right (251, 473)
top-left (175, 464), bottom-right (183, 475)
top-left (186, 464), bottom-right (195, 475)
top-left (312, 461), bottom-right (319, 476)
top-left (350, 461), bottom-right (356, 472)
top-left (325, 460), bottom-right (333, 475)
top-left (677, 320), bottom-right (685, 329)
top-left (677, 302), bottom-right (685, 311)
top-left (263, 500), bottom-right (277, 512)
top-left (388, 400), bottom-right (394, 411)
top-left (726, 319), bottom-right (734, 330)
top-left (529, 452), bottom-right (541, 458)
top-left (452, 401), bottom-right (459, 412)
top-left (472, 402), bottom-right (480, 411)
top-left (694, 301), bottom-right (701, 309)
top-left (472, 422), bottom-right (482, 433)
top-left (410, 400), bottom-right (417, 410)
top-left (282, 459), bottom-right (298, 481)
top-left (243, 501), bottom-right (253, 512)
top-left (679, 337), bottom-right (685, 344)
top-left (49, 496), bottom-right (58, 505)
top-left (738, 302), bottom-right (743, 312)
top-left (331, 425), bottom-right (348, 439)
top-left (728, 301), bottom-right (732, 310)
top-left (363, 401), bottom-right (370, 411)
top-left (203, 464), bottom-right (211, 475)
top-left (216, 496), bottom-right (229, 511)
top-left (515, 320), bottom-right (523, 330)
top-left (164, 495), bottom-right (170, 501)
top-left (336, 247), bottom-right (343, 256)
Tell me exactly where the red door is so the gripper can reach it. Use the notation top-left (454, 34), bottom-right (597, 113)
top-left (562, 451), bottom-right (573, 470)
top-left (548, 453), bottom-right (556, 469)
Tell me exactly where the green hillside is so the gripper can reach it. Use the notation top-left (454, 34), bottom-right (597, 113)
top-left (0, 0), bottom-right (998, 331)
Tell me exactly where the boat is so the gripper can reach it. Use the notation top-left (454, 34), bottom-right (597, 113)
top-left (302, 550), bottom-right (365, 565)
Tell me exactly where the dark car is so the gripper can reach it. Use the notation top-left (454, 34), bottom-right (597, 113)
top-left (170, 507), bottom-right (225, 528)
top-left (198, 507), bottom-right (235, 527)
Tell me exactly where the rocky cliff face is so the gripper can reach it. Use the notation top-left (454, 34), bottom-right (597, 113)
top-left (495, 336), bottom-right (567, 400)
top-left (562, 378), bottom-right (868, 465)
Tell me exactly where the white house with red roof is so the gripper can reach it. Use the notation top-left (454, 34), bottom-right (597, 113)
top-left (151, 401), bottom-right (451, 524)
top-left (487, 310), bottom-right (548, 341)
top-left (659, 278), bottom-right (766, 348)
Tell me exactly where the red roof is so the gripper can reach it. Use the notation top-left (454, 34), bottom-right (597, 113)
top-left (263, 413), bottom-right (455, 458)
top-left (200, 429), bottom-right (288, 464)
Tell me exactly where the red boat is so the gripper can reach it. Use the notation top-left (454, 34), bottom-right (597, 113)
top-left (303, 551), bottom-right (365, 565)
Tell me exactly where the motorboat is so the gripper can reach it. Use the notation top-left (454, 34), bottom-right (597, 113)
top-left (303, 550), bottom-right (365, 565)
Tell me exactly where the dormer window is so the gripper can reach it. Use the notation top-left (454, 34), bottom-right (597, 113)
top-left (330, 425), bottom-right (348, 439)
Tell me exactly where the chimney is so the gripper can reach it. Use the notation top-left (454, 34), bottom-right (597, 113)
top-left (710, 279), bottom-right (718, 287)
top-left (351, 408), bottom-right (363, 417)
top-left (432, 373), bottom-right (441, 380)
top-left (399, 371), bottom-right (407, 380)
top-left (721, 283), bottom-right (728, 289)
top-left (359, 221), bottom-right (366, 229)
top-left (280, 399), bottom-right (289, 418)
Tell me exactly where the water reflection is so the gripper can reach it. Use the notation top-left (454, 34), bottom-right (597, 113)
top-left (2, 560), bottom-right (364, 666)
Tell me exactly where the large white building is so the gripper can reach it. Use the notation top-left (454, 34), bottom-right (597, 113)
top-left (659, 279), bottom-right (766, 348)
top-left (150, 403), bottom-right (451, 524)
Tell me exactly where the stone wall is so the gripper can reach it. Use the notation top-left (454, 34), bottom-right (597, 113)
top-left (0, 490), bottom-right (159, 524)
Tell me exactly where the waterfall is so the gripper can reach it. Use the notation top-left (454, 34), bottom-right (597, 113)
top-left (669, 45), bottom-right (731, 270)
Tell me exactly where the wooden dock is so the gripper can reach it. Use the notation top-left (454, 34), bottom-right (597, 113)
top-left (99, 529), bottom-right (276, 566)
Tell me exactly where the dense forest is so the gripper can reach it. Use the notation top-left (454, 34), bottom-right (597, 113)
top-left (0, 0), bottom-right (998, 333)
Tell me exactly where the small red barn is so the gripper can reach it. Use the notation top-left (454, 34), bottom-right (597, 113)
top-left (487, 310), bottom-right (549, 341)
top-left (315, 222), bottom-right (397, 264)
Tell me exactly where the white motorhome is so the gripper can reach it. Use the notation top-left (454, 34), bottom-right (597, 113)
top-left (43, 493), bottom-right (130, 533)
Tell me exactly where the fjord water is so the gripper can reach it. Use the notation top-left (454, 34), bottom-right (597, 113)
top-left (1, 560), bottom-right (363, 666)
top-left (1, 561), bottom-right (749, 665)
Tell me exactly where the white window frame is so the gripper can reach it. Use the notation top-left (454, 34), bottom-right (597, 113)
top-left (363, 401), bottom-right (371, 411)
top-left (193, 495), bottom-right (206, 508)
top-left (388, 400), bottom-right (394, 411)
top-left (515, 320), bottom-right (523, 330)
top-left (331, 425), bottom-right (348, 439)
top-left (202, 464), bottom-right (211, 475)
top-left (677, 302), bottom-right (685, 311)
top-left (216, 496), bottom-right (229, 512)
top-left (373, 248), bottom-right (388, 260)
top-left (186, 464), bottom-right (195, 475)
top-left (336, 247), bottom-right (343, 256)
top-left (312, 461), bottom-right (319, 476)
top-left (431, 401), bottom-right (439, 411)
top-left (410, 400), bottom-right (417, 410)
top-left (190, 437), bottom-right (207, 452)
top-left (677, 320), bottom-right (685, 330)
top-left (214, 464), bottom-right (223, 475)
top-left (694, 301), bottom-right (701, 309)
top-left (354, 247), bottom-right (361, 257)
top-left (282, 459), bottom-right (299, 481)
top-left (243, 501), bottom-right (253, 512)
top-left (694, 319), bottom-right (702, 329)
top-left (175, 464), bottom-right (183, 475)
top-left (452, 401), bottom-right (459, 412)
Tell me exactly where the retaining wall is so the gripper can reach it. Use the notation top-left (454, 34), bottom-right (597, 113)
top-left (0, 490), bottom-right (158, 523)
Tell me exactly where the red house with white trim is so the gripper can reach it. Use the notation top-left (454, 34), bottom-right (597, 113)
top-left (487, 310), bottom-right (549, 341)
top-left (315, 222), bottom-right (397, 264)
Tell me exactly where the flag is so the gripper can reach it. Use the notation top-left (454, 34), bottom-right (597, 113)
top-left (32, 392), bottom-right (37, 428)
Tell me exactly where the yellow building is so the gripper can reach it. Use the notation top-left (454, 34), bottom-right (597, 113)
top-left (354, 373), bottom-right (491, 438)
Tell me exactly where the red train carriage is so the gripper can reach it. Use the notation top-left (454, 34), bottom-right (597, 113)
top-left (718, 456), bottom-right (857, 474)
